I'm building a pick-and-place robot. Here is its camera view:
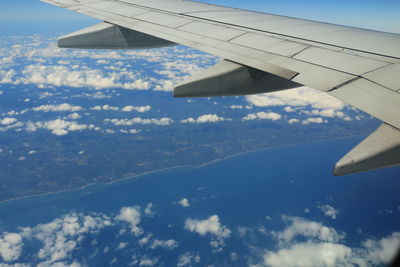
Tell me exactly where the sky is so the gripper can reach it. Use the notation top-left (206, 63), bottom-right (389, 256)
top-left (0, 0), bottom-right (400, 33)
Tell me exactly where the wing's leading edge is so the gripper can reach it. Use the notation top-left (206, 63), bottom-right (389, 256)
top-left (40, 0), bottom-right (400, 175)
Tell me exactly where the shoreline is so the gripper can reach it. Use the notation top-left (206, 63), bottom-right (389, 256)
top-left (0, 134), bottom-right (367, 205)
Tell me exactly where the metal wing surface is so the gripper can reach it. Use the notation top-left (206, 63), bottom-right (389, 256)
top-left (39, 0), bottom-right (400, 175)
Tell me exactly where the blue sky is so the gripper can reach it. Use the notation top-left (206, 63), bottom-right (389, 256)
top-left (0, 0), bottom-right (399, 33)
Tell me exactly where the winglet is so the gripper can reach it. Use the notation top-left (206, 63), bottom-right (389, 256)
top-left (334, 123), bottom-right (400, 176)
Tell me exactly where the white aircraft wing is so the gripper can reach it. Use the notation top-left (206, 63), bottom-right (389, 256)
top-left (40, 0), bottom-right (400, 175)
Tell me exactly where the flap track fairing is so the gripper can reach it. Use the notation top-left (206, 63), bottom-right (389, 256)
top-left (174, 60), bottom-right (300, 97)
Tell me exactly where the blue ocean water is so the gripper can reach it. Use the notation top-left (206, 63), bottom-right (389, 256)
top-left (0, 136), bottom-right (399, 266)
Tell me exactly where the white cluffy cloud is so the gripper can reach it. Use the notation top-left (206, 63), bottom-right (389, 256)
top-left (149, 239), bottom-right (179, 250)
top-left (302, 117), bottom-right (326, 125)
top-left (121, 105), bottom-right (151, 113)
top-left (32, 103), bottom-right (83, 112)
top-left (15, 65), bottom-right (150, 90)
top-left (246, 87), bottom-right (354, 122)
top-left (178, 198), bottom-right (190, 208)
top-left (177, 252), bottom-right (201, 267)
top-left (105, 117), bottom-right (173, 126)
top-left (181, 114), bottom-right (227, 124)
top-left (319, 204), bottom-right (340, 219)
top-left (272, 216), bottom-right (344, 243)
top-left (264, 242), bottom-right (352, 267)
top-left (0, 202), bottom-right (189, 266)
top-left (115, 206), bottom-right (142, 236)
top-left (91, 105), bottom-right (119, 111)
top-left (256, 216), bottom-right (400, 267)
top-left (0, 233), bottom-right (23, 262)
top-left (21, 213), bottom-right (111, 266)
top-left (185, 215), bottom-right (231, 250)
top-left (246, 87), bottom-right (345, 111)
top-left (0, 117), bottom-right (17, 125)
top-left (26, 119), bottom-right (93, 136)
top-left (243, 112), bottom-right (281, 121)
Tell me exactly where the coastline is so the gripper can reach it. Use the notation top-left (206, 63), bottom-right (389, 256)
top-left (0, 134), bottom-right (367, 205)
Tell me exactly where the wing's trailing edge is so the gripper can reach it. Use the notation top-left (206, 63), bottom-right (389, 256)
top-left (40, 0), bottom-right (400, 175)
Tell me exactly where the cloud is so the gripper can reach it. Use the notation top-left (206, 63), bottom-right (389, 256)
top-left (302, 117), bottom-right (325, 125)
top-left (177, 198), bottom-right (190, 208)
top-left (273, 216), bottom-right (344, 243)
top-left (246, 87), bottom-right (345, 111)
top-left (0, 118), bottom-right (17, 125)
top-left (284, 106), bottom-right (295, 112)
top-left (243, 112), bottom-right (281, 121)
top-left (263, 242), bottom-right (353, 267)
top-left (26, 119), bottom-right (92, 136)
top-left (0, 69), bottom-right (16, 84)
top-left (185, 215), bottom-right (231, 250)
top-left (3, 64), bottom-right (151, 90)
top-left (177, 252), bottom-right (201, 267)
top-left (18, 213), bottom-right (112, 266)
top-left (115, 206), bottom-right (142, 236)
top-left (144, 203), bottom-right (154, 216)
top-left (363, 232), bottom-right (400, 265)
top-left (121, 106), bottom-right (151, 113)
top-left (149, 239), bottom-right (179, 250)
top-left (105, 117), bottom-right (174, 126)
top-left (318, 205), bottom-right (340, 220)
top-left (0, 233), bottom-right (23, 262)
top-left (116, 242), bottom-right (127, 250)
top-left (288, 119), bottom-right (300, 124)
top-left (255, 216), bottom-right (400, 267)
top-left (181, 114), bottom-right (227, 124)
top-left (139, 256), bottom-right (158, 266)
top-left (32, 103), bottom-right (83, 112)
top-left (91, 105), bottom-right (119, 111)
top-left (68, 113), bottom-right (81, 120)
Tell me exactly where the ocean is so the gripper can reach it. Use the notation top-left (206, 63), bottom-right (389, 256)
top-left (0, 136), bottom-right (399, 266)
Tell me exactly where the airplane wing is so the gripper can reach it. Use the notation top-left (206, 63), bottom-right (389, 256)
top-left (40, 0), bottom-right (400, 175)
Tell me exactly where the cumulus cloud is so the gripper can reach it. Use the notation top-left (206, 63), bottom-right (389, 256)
top-left (319, 205), bottom-right (340, 220)
top-left (91, 105), bottom-right (119, 111)
top-left (121, 105), bottom-right (151, 113)
top-left (302, 117), bottom-right (325, 125)
top-left (246, 87), bottom-right (345, 111)
top-left (115, 206), bottom-right (142, 236)
top-left (0, 233), bottom-right (23, 262)
top-left (105, 117), bottom-right (173, 126)
top-left (26, 119), bottom-right (92, 136)
top-left (177, 198), bottom-right (190, 208)
top-left (68, 113), bottom-right (81, 119)
top-left (20, 213), bottom-right (112, 266)
top-left (32, 103), bottom-right (83, 112)
top-left (139, 255), bottom-right (158, 266)
top-left (181, 114), bottom-right (227, 124)
top-left (177, 252), bottom-right (201, 267)
top-left (243, 112), bottom-right (281, 121)
top-left (0, 118), bottom-right (17, 125)
top-left (363, 232), bottom-right (400, 265)
top-left (255, 216), bottom-right (400, 267)
top-left (263, 242), bottom-right (353, 267)
top-left (144, 203), bottom-right (154, 216)
top-left (273, 216), bottom-right (344, 244)
top-left (284, 106), bottom-right (295, 112)
top-left (185, 215), bottom-right (231, 249)
top-left (10, 65), bottom-right (151, 90)
top-left (149, 239), bottom-right (179, 250)
top-left (288, 118), bottom-right (300, 124)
